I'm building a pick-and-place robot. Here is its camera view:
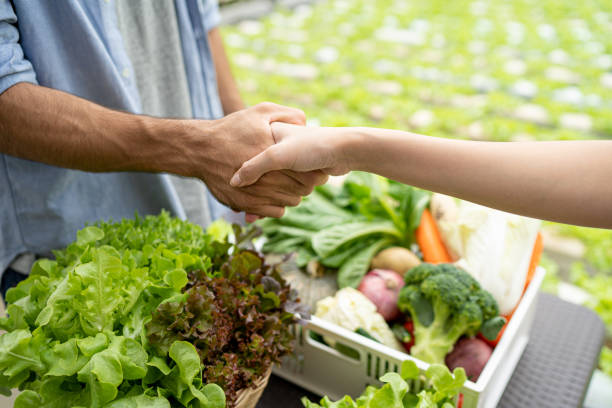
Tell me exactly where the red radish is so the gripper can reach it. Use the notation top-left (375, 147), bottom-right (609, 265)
top-left (358, 269), bottom-right (404, 321)
top-left (445, 338), bottom-right (493, 381)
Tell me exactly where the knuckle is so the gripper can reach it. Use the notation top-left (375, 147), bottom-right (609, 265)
top-left (285, 178), bottom-right (312, 196)
top-left (253, 174), bottom-right (272, 187)
top-left (316, 173), bottom-right (330, 186)
top-left (289, 196), bottom-right (302, 207)
top-left (235, 109), bottom-right (250, 120)
top-left (294, 109), bottom-right (307, 122)
top-left (301, 184), bottom-right (315, 195)
top-left (225, 195), bottom-right (237, 207)
top-left (256, 101), bottom-right (274, 111)
top-left (252, 206), bottom-right (271, 218)
top-left (297, 174), bottom-right (320, 192)
top-left (233, 196), bottom-right (250, 211)
top-left (289, 180), bottom-right (312, 195)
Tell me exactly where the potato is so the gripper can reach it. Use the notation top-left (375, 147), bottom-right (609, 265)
top-left (371, 247), bottom-right (421, 276)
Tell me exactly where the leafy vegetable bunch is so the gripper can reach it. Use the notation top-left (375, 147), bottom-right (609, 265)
top-left (146, 250), bottom-right (304, 405)
top-left (259, 172), bottom-right (429, 288)
top-left (0, 212), bottom-right (300, 408)
top-left (302, 360), bottom-right (466, 408)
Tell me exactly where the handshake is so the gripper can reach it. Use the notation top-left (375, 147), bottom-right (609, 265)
top-left (187, 102), bottom-right (350, 220)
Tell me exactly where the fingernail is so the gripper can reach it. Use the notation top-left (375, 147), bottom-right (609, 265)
top-left (230, 173), bottom-right (242, 187)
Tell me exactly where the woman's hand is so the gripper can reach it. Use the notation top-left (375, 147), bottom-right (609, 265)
top-left (230, 122), bottom-right (349, 187)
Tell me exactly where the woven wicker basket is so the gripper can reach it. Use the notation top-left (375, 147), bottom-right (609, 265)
top-left (234, 369), bottom-right (272, 408)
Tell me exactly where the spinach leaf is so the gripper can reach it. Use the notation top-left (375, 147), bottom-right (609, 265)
top-left (337, 238), bottom-right (393, 288)
top-left (313, 222), bottom-right (400, 259)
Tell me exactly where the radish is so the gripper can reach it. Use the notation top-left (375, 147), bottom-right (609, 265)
top-left (358, 269), bottom-right (404, 321)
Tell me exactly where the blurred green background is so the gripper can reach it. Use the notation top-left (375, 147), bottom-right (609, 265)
top-left (220, 0), bottom-right (612, 379)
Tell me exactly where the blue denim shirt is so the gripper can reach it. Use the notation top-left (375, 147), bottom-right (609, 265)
top-left (0, 0), bottom-right (225, 273)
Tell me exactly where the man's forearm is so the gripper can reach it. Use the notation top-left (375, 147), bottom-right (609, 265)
top-left (208, 28), bottom-right (245, 114)
top-left (345, 128), bottom-right (612, 228)
top-left (0, 83), bottom-right (320, 217)
top-left (0, 83), bottom-right (203, 176)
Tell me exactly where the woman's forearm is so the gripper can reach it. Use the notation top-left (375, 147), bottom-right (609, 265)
top-left (230, 122), bottom-right (612, 228)
top-left (343, 128), bottom-right (612, 228)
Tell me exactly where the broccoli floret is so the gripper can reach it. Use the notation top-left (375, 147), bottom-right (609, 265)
top-left (398, 263), bottom-right (504, 365)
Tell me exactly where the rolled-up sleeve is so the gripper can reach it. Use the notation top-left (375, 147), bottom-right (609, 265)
top-left (200, 0), bottom-right (221, 31)
top-left (0, 0), bottom-right (36, 95)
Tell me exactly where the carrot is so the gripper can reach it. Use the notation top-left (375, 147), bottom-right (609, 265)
top-left (416, 209), bottom-right (452, 263)
top-left (524, 232), bottom-right (543, 293)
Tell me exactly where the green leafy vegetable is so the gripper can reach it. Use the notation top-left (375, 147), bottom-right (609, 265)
top-left (301, 360), bottom-right (466, 407)
top-left (260, 173), bottom-right (429, 287)
top-left (0, 212), bottom-right (302, 407)
top-left (147, 249), bottom-right (303, 406)
top-left (337, 237), bottom-right (393, 288)
top-left (312, 222), bottom-right (401, 258)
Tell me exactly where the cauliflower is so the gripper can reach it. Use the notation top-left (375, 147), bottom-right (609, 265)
top-left (315, 288), bottom-right (404, 352)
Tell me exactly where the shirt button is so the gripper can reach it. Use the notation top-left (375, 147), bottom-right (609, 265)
top-left (122, 68), bottom-right (130, 78)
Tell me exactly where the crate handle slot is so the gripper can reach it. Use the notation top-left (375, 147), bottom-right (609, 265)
top-left (305, 329), bottom-right (363, 364)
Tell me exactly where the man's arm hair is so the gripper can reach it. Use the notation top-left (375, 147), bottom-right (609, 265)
top-left (0, 82), bottom-right (198, 175)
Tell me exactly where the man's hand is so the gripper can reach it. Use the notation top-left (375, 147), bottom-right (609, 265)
top-left (0, 85), bottom-right (325, 218)
top-left (186, 103), bottom-right (328, 217)
top-left (230, 122), bottom-right (350, 188)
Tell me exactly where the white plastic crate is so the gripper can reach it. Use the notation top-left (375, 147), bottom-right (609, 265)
top-left (274, 267), bottom-right (546, 408)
